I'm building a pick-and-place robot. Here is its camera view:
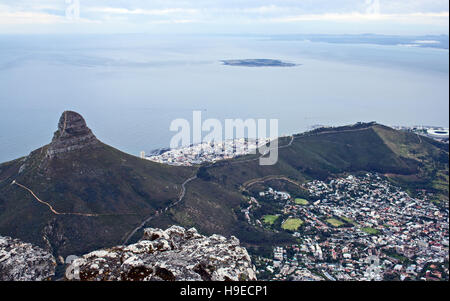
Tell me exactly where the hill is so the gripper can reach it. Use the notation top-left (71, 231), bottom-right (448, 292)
top-left (147, 122), bottom-right (448, 250)
top-left (0, 113), bottom-right (448, 259)
top-left (0, 111), bottom-right (194, 257)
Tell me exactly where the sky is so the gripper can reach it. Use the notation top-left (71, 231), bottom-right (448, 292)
top-left (0, 0), bottom-right (448, 35)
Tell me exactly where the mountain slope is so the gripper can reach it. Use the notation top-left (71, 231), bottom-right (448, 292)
top-left (0, 114), bottom-right (448, 258)
top-left (373, 124), bottom-right (449, 199)
top-left (0, 111), bottom-right (193, 257)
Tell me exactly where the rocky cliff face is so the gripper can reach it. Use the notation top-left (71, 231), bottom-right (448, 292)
top-left (66, 226), bottom-right (257, 281)
top-left (0, 236), bottom-right (56, 281)
top-left (46, 111), bottom-right (99, 158)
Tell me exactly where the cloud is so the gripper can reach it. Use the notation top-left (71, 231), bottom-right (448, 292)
top-left (0, 3), bottom-right (97, 25)
top-left (0, 0), bottom-right (448, 33)
top-left (0, 11), bottom-right (64, 25)
top-left (265, 11), bottom-right (449, 23)
top-left (83, 3), bottom-right (449, 26)
top-left (0, 3), bottom-right (64, 24)
top-left (87, 7), bottom-right (200, 16)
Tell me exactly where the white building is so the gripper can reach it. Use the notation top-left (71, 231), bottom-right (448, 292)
top-left (426, 128), bottom-right (449, 139)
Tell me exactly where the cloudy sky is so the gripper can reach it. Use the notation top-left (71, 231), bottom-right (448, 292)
top-left (0, 0), bottom-right (448, 35)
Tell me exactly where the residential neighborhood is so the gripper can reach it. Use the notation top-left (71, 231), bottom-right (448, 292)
top-left (246, 173), bottom-right (449, 281)
top-left (143, 138), bottom-right (270, 166)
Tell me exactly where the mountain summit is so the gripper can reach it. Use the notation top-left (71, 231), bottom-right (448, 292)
top-left (47, 111), bottom-right (99, 158)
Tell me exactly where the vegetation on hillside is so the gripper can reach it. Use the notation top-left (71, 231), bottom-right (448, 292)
top-left (0, 122), bottom-right (447, 257)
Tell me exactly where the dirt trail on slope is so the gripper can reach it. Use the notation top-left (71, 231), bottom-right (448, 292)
top-left (12, 180), bottom-right (137, 217)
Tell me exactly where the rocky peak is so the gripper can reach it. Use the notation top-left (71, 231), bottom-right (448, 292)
top-left (0, 236), bottom-right (56, 281)
top-left (66, 226), bottom-right (257, 281)
top-left (46, 111), bottom-right (99, 158)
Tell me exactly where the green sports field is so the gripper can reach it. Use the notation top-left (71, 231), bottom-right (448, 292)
top-left (263, 215), bottom-right (279, 225)
top-left (326, 218), bottom-right (345, 227)
top-left (294, 198), bottom-right (309, 205)
top-left (281, 218), bottom-right (304, 231)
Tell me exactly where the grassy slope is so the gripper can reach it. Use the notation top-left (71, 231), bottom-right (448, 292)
top-left (373, 125), bottom-right (449, 201)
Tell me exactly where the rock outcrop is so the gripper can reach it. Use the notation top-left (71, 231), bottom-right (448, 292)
top-left (46, 111), bottom-right (99, 158)
top-left (0, 236), bottom-right (56, 281)
top-left (66, 226), bottom-right (257, 281)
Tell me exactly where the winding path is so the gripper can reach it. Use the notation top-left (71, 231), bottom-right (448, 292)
top-left (12, 180), bottom-right (100, 217)
top-left (12, 180), bottom-right (137, 217)
top-left (122, 173), bottom-right (198, 245)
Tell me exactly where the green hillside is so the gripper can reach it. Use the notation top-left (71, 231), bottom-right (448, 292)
top-left (0, 117), bottom-right (448, 259)
top-left (149, 123), bottom-right (448, 247)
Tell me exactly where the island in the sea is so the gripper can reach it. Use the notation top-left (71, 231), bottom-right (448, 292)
top-left (221, 59), bottom-right (297, 67)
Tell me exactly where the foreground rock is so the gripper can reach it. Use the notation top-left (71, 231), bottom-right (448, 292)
top-left (66, 226), bottom-right (257, 281)
top-left (0, 236), bottom-right (56, 281)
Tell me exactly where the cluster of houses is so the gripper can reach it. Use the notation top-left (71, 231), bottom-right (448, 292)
top-left (143, 138), bottom-right (270, 166)
top-left (249, 173), bottom-right (449, 281)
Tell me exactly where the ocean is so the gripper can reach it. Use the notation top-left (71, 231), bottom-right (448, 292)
top-left (0, 34), bottom-right (448, 163)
